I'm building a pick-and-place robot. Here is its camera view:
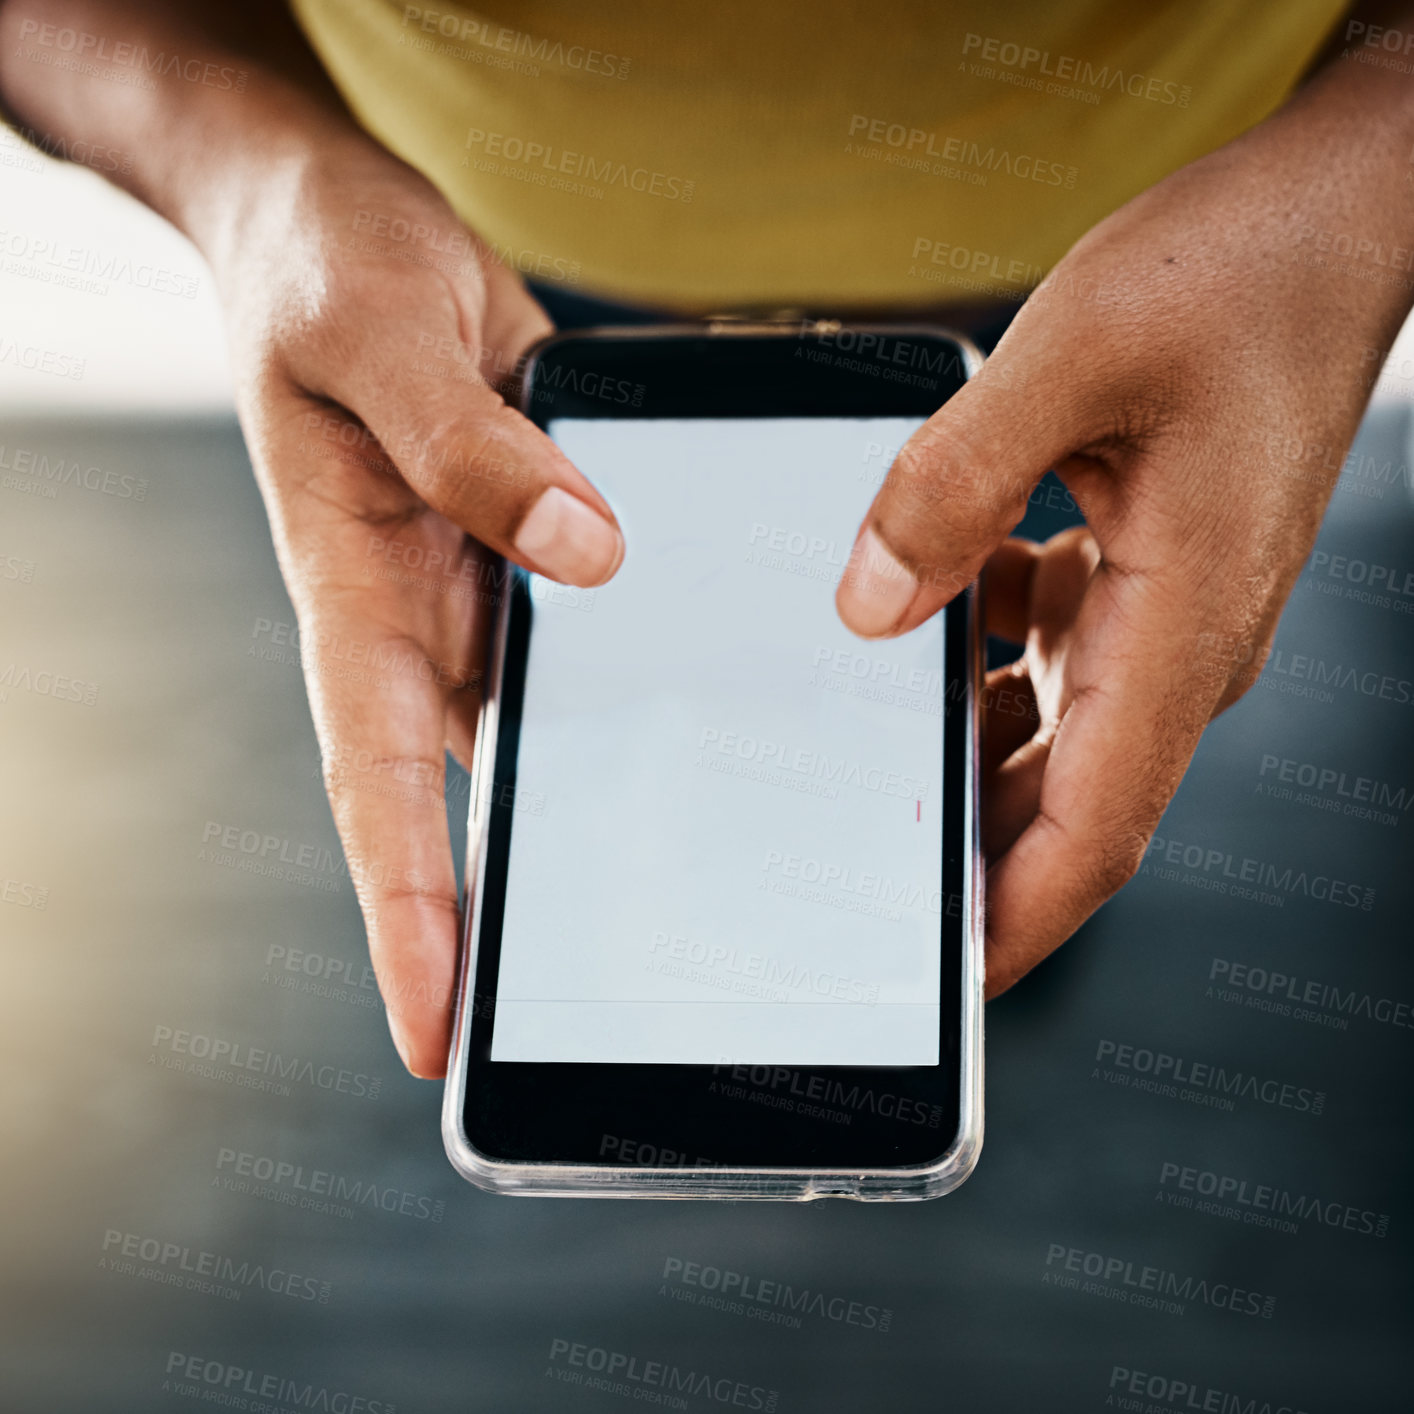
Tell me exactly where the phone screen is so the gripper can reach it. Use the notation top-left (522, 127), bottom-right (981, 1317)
top-left (490, 416), bottom-right (944, 1067)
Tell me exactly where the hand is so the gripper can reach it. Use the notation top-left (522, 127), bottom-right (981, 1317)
top-left (211, 130), bottom-right (623, 1075)
top-left (835, 64), bottom-right (1414, 996)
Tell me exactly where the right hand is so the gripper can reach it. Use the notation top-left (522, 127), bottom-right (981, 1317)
top-left (207, 127), bottom-right (624, 1077)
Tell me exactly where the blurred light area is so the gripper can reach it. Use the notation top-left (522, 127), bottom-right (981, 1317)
top-left (4, 127), bottom-right (1414, 418)
top-left (0, 132), bottom-right (234, 413)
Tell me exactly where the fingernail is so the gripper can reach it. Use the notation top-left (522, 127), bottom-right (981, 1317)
top-left (514, 486), bottom-right (623, 586)
top-left (837, 526), bottom-right (919, 637)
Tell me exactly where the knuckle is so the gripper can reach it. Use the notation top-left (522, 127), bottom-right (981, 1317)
top-left (398, 408), bottom-right (534, 509)
top-left (1037, 799), bottom-right (1149, 900)
top-left (322, 746), bottom-right (447, 801)
top-left (281, 259), bottom-right (462, 393)
top-left (1090, 827), bottom-right (1148, 894)
top-left (886, 433), bottom-right (1025, 549)
top-left (1217, 659), bottom-right (1263, 710)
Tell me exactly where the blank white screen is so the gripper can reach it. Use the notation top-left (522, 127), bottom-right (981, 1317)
top-left (492, 417), bottom-right (943, 1064)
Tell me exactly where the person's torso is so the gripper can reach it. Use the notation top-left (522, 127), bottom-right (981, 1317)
top-left (292, 0), bottom-right (1348, 312)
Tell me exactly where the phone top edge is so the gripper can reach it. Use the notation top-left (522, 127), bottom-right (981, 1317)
top-left (517, 323), bottom-right (984, 426)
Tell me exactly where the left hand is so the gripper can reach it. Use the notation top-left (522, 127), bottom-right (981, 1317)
top-left (835, 45), bottom-right (1414, 995)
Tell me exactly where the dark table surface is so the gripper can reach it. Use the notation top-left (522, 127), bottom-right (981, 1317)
top-left (2, 406), bottom-right (1410, 1413)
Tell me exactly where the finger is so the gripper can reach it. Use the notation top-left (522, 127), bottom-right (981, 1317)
top-left (1024, 526), bottom-right (1101, 715)
top-left (980, 661), bottom-right (1044, 860)
top-left (267, 435), bottom-right (473, 1077)
top-left (240, 374), bottom-right (493, 1076)
top-left (982, 537), bottom-right (1039, 646)
top-left (981, 661), bottom-right (1038, 777)
top-left (303, 598), bottom-right (467, 1077)
top-left (294, 269), bottom-right (623, 590)
top-left (982, 560), bottom-right (1220, 998)
top-left (836, 353), bottom-right (1098, 639)
top-left (370, 379), bottom-right (622, 590)
top-left (981, 528), bottom-right (1098, 858)
top-left (983, 734), bottom-right (1050, 861)
top-left (445, 692), bottom-right (481, 776)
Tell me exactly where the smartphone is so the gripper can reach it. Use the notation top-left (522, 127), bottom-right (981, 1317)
top-left (442, 322), bottom-right (984, 1200)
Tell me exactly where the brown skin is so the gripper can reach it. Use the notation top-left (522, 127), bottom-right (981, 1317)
top-left (3, 0), bottom-right (1412, 1075)
top-left (838, 38), bottom-right (1414, 995)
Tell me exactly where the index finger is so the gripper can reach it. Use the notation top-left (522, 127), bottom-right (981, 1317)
top-left (301, 601), bottom-right (470, 1077)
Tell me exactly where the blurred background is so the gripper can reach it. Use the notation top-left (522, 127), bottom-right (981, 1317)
top-left (2, 147), bottom-right (1412, 1412)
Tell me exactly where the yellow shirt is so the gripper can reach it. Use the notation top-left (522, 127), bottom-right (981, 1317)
top-left (292, 0), bottom-right (1347, 312)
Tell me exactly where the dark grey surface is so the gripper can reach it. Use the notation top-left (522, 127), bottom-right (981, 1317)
top-left (1, 408), bottom-right (1410, 1412)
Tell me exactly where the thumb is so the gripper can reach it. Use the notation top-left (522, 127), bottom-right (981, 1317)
top-left (835, 353), bottom-right (1094, 639)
